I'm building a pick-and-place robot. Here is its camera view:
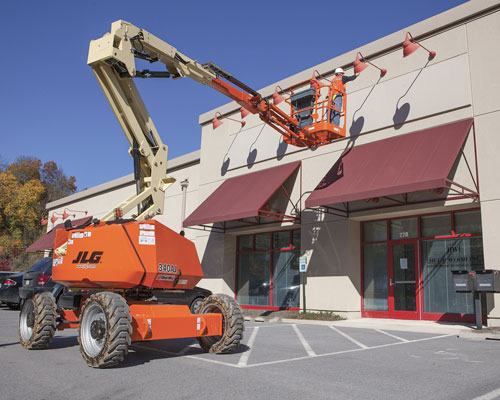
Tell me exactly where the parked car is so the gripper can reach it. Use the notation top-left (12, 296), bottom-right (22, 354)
top-left (1, 258), bottom-right (59, 310)
top-left (0, 272), bottom-right (24, 309)
top-left (155, 286), bottom-right (212, 314)
top-left (20, 257), bottom-right (68, 306)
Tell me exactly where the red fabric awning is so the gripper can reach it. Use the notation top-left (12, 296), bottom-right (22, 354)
top-left (183, 161), bottom-right (301, 227)
top-left (25, 216), bottom-right (92, 252)
top-left (305, 119), bottom-right (473, 208)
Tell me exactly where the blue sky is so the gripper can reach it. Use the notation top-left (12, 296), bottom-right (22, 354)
top-left (1, 0), bottom-right (467, 190)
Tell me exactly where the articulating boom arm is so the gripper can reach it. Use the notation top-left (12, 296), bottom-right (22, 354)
top-left (88, 20), bottom-right (308, 221)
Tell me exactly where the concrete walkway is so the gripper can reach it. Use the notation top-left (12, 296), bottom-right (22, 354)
top-left (243, 314), bottom-right (500, 338)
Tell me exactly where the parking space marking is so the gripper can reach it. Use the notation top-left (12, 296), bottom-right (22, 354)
top-left (237, 326), bottom-right (259, 367)
top-left (292, 324), bottom-right (316, 357)
top-left (374, 329), bottom-right (409, 342)
top-left (132, 343), bottom-right (239, 368)
top-left (473, 386), bottom-right (500, 400)
top-left (245, 334), bottom-right (453, 369)
top-left (133, 329), bottom-right (453, 370)
top-left (329, 325), bottom-right (368, 349)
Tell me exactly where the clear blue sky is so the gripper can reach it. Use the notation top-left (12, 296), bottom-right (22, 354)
top-left (1, 0), bottom-right (467, 190)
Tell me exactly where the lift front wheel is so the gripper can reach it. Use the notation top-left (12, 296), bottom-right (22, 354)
top-left (78, 292), bottom-right (132, 368)
top-left (19, 292), bottom-right (57, 350)
top-left (197, 294), bottom-right (244, 354)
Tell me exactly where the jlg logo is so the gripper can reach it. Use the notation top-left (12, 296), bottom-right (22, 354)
top-left (72, 251), bottom-right (103, 264)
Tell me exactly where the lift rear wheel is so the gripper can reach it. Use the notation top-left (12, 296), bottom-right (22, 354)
top-left (197, 294), bottom-right (244, 354)
top-left (78, 292), bottom-right (132, 368)
top-left (19, 292), bottom-right (57, 350)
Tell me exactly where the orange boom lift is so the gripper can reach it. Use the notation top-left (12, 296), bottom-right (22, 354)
top-left (18, 20), bottom-right (347, 368)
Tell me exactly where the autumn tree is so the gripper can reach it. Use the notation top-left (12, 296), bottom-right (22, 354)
top-left (0, 156), bottom-right (77, 271)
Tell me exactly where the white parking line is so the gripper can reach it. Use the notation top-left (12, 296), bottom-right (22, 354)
top-left (133, 332), bottom-right (453, 369)
top-left (374, 329), bottom-right (409, 342)
top-left (329, 325), bottom-right (368, 349)
top-left (237, 326), bottom-right (259, 367)
top-left (245, 334), bottom-right (453, 368)
top-left (292, 324), bottom-right (316, 357)
top-left (473, 387), bottom-right (500, 400)
top-left (132, 343), bottom-right (238, 368)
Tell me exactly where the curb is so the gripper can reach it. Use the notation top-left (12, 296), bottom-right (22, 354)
top-left (459, 328), bottom-right (500, 340)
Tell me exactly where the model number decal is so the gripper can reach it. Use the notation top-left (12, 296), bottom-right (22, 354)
top-left (158, 263), bottom-right (177, 273)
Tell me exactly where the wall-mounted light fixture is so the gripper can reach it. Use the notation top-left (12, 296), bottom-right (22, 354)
top-left (403, 32), bottom-right (436, 59)
top-left (212, 112), bottom-right (246, 130)
top-left (353, 52), bottom-right (387, 77)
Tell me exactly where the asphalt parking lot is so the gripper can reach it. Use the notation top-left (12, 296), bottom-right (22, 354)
top-left (2, 306), bottom-right (500, 400)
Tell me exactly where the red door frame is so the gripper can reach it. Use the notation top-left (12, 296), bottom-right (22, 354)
top-left (387, 240), bottom-right (420, 320)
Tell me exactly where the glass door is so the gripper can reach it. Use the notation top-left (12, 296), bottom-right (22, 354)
top-left (389, 241), bottom-right (419, 318)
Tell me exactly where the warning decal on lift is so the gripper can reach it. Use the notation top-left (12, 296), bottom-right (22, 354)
top-left (139, 230), bottom-right (155, 237)
top-left (139, 224), bottom-right (155, 230)
top-left (139, 236), bottom-right (156, 245)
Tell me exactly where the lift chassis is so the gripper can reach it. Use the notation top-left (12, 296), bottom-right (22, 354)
top-left (18, 21), bottom-right (246, 368)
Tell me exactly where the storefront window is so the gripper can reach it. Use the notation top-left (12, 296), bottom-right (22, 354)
top-left (422, 237), bottom-right (484, 314)
top-left (390, 217), bottom-right (418, 240)
top-left (237, 230), bottom-right (300, 308)
top-left (421, 214), bottom-right (451, 237)
top-left (455, 210), bottom-right (482, 234)
top-left (238, 235), bottom-right (253, 251)
top-left (237, 253), bottom-right (270, 306)
top-left (273, 231), bottom-right (292, 249)
top-left (362, 209), bottom-right (484, 321)
top-left (255, 233), bottom-right (271, 251)
top-left (272, 250), bottom-right (300, 308)
top-left (364, 221), bottom-right (387, 242)
top-left (363, 243), bottom-right (388, 311)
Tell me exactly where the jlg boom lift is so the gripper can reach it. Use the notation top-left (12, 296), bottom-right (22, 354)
top-left (18, 20), bottom-right (347, 368)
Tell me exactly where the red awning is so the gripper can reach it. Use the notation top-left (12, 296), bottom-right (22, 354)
top-left (184, 161), bottom-right (301, 227)
top-left (305, 119), bottom-right (474, 208)
top-left (25, 216), bottom-right (92, 252)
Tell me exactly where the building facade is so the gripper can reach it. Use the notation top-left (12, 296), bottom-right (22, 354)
top-left (47, 1), bottom-right (500, 325)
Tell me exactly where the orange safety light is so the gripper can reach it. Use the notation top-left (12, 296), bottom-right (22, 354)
top-left (115, 208), bottom-right (122, 219)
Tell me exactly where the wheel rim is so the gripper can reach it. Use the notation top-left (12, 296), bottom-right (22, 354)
top-left (81, 303), bottom-right (107, 357)
top-left (191, 299), bottom-right (203, 314)
top-left (19, 300), bottom-right (35, 341)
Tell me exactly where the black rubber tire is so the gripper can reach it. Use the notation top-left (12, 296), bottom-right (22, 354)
top-left (197, 294), bottom-right (244, 354)
top-left (19, 292), bottom-right (57, 350)
top-left (78, 292), bottom-right (132, 368)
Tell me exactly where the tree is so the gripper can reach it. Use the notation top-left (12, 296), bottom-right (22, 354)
top-left (0, 156), bottom-right (77, 271)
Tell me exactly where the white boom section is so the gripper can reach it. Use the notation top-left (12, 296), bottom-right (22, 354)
top-left (87, 20), bottom-right (217, 221)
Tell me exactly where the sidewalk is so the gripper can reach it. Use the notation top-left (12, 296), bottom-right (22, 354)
top-left (243, 310), bottom-right (500, 338)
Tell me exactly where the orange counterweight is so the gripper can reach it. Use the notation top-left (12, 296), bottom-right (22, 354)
top-left (52, 220), bottom-right (203, 290)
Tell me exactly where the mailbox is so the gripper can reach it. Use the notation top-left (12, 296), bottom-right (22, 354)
top-left (475, 270), bottom-right (500, 293)
top-left (451, 270), bottom-right (475, 293)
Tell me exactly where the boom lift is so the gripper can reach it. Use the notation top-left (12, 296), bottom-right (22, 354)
top-left (18, 20), bottom-right (347, 368)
